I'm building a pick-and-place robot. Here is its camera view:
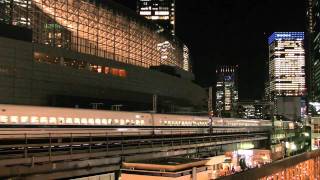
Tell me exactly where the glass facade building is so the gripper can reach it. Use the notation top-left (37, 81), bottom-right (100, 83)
top-left (0, 0), bottom-right (189, 71)
top-left (137, 0), bottom-right (175, 35)
top-left (268, 32), bottom-right (306, 98)
top-left (308, 0), bottom-right (320, 101)
top-left (215, 66), bottom-right (238, 116)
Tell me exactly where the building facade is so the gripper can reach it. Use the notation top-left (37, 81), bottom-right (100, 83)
top-left (136, 0), bottom-right (191, 74)
top-left (0, 0), bottom-right (187, 71)
top-left (268, 32), bottom-right (306, 99)
top-left (235, 101), bottom-right (273, 119)
top-left (308, 0), bottom-right (320, 101)
top-left (0, 0), bottom-right (205, 111)
top-left (215, 66), bottom-right (238, 117)
top-left (137, 0), bottom-right (175, 35)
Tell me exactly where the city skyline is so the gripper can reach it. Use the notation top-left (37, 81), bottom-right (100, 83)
top-left (113, 0), bottom-right (306, 100)
top-left (0, 0), bottom-right (319, 179)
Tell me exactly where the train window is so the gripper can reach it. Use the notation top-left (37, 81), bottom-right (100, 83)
top-left (125, 119), bottom-right (130, 125)
top-left (101, 119), bottom-right (107, 125)
top-left (108, 119), bottom-right (112, 125)
top-left (74, 118), bottom-right (81, 124)
top-left (58, 117), bottom-right (65, 124)
top-left (66, 118), bottom-right (73, 124)
top-left (40, 117), bottom-right (48, 124)
top-left (0, 115), bottom-right (8, 123)
top-left (120, 119), bottom-right (125, 125)
top-left (136, 120), bottom-right (140, 125)
top-left (114, 119), bottom-right (119, 125)
top-left (31, 116), bottom-right (39, 124)
top-left (130, 120), bottom-right (135, 125)
top-left (141, 120), bottom-right (144, 125)
top-left (10, 116), bottom-right (19, 124)
top-left (81, 118), bottom-right (88, 124)
top-left (88, 118), bottom-right (94, 125)
top-left (95, 118), bottom-right (101, 125)
top-left (49, 117), bottom-right (57, 124)
top-left (20, 116), bottom-right (29, 124)
top-left (163, 121), bottom-right (167, 125)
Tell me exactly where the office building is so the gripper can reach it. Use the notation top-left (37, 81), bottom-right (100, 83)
top-left (267, 32), bottom-right (306, 98)
top-left (215, 66), bottom-right (238, 116)
top-left (308, 0), bottom-right (320, 101)
top-left (137, 0), bottom-right (175, 35)
top-left (136, 0), bottom-right (189, 75)
top-left (0, 0), bottom-right (205, 111)
top-left (236, 100), bottom-right (272, 119)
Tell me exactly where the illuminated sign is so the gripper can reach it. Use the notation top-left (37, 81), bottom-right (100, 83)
top-left (268, 32), bottom-right (304, 45)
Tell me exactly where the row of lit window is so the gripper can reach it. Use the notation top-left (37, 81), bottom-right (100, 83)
top-left (160, 120), bottom-right (208, 126)
top-left (0, 115), bottom-right (143, 126)
top-left (34, 52), bottom-right (127, 78)
top-left (0, 115), bottom-right (208, 127)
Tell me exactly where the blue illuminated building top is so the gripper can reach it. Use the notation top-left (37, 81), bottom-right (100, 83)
top-left (268, 32), bottom-right (304, 45)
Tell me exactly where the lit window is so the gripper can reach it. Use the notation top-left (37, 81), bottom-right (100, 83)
top-left (21, 116), bottom-right (29, 123)
top-left (111, 68), bottom-right (119, 76)
top-left (88, 118), bottom-right (94, 125)
top-left (74, 118), bottom-right (81, 124)
top-left (40, 117), bottom-right (48, 124)
top-left (119, 69), bottom-right (127, 77)
top-left (81, 118), bottom-right (88, 124)
top-left (10, 116), bottom-right (19, 124)
top-left (104, 67), bottom-right (110, 74)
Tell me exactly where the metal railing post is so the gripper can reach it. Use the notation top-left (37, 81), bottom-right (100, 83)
top-left (106, 132), bottom-right (109, 152)
top-left (49, 133), bottom-right (52, 162)
top-left (89, 133), bottom-right (92, 153)
top-left (70, 133), bottom-right (73, 155)
top-left (24, 133), bottom-right (28, 158)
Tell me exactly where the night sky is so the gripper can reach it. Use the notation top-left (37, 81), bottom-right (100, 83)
top-left (111, 0), bottom-right (306, 100)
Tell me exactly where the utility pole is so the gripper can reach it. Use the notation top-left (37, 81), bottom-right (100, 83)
top-left (208, 87), bottom-right (213, 134)
top-left (153, 94), bottom-right (157, 113)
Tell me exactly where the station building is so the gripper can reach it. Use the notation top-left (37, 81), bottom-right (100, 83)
top-left (0, 0), bottom-right (206, 111)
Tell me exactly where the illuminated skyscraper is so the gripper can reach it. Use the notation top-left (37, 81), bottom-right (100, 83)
top-left (137, 0), bottom-right (175, 35)
top-left (215, 66), bottom-right (238, 117)
top-left (308, 0), bottom-right (320, 101)
top-left (268, 32), bottom-right (306, 98)
top-left (136, 0), bottom-right (191, 72)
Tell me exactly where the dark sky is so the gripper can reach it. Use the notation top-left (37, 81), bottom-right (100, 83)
top-left (112, 0), bottom-right (306, 100)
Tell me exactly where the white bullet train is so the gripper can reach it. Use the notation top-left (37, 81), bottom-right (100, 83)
top-left (0, 104), bottom-right (272, 129)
